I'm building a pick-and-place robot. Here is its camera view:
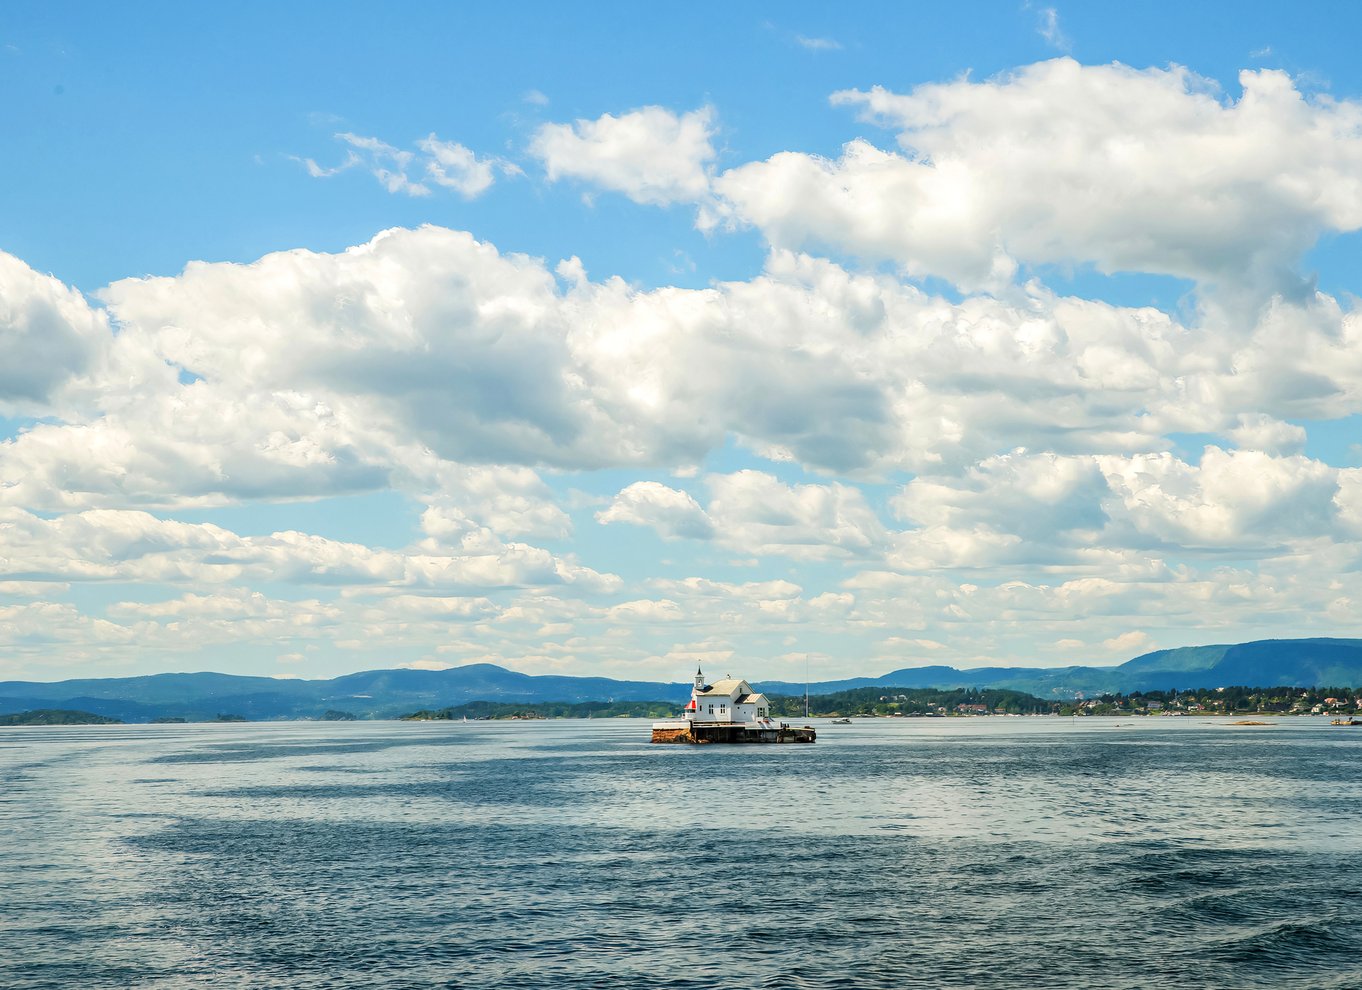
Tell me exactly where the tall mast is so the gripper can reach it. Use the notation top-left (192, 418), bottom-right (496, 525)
top-left (805, 654), bottom-right (809, 718)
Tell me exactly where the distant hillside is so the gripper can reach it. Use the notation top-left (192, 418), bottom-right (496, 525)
top-left (0, 709), bottom-right (123, 726)
top-left (757, 639), bottom-right (1362, 699)
top-left (0, 663), bottom-right (693, 721)
top-left (2, 638), bottom-right (1360, 721)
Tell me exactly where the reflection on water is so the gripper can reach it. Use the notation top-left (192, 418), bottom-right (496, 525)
top-left (2, 718), bottom-right (1360, 989)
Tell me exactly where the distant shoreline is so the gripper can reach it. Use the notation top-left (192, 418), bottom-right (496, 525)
top-left (3, 708), bottom-right (1352, 727)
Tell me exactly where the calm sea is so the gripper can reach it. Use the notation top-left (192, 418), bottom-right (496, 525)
top-left (2, 717), bottom-right (1360, 989)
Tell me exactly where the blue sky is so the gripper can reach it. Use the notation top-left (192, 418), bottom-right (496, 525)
top-left (3, 3), bottom-right (1362, 683)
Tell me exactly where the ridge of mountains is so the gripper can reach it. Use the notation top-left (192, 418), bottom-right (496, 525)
top-left (2, 637), bottom-right (1361, 722)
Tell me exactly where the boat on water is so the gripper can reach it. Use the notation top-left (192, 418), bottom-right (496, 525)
top-left (829, 718), bottom-right (852, 725)
top-left (651, 667), bottom-right (816, 744)
top-left (1331, 717), bottom-right (1362, 726)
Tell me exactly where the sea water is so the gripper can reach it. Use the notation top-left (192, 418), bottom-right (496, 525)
top-left (2, 717), bottom-right (1360, 989)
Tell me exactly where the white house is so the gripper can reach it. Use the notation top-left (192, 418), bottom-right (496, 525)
top-left (652, 666), bottom-right (814, 744)
top-left (683, 667), bottom-right (772, 724)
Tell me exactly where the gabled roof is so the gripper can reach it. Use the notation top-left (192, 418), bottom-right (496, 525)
top-left (695, 678), bottom-right (750, 698)
top-left (735, 693), bottom-right (768, 705)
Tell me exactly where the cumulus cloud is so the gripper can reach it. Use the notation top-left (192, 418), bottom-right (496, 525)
top-left (6, 227), bottom-right (1362, 522)
top-left (15, 57), bottom-right (1362, 678)
top-left (619, 576), bottom-right (856, 631)
top-left (596, 481), bottom-right (714, 540)
top-left (894, 450), bottom-right (1111, 543)
top-left (1100, 448), bottom-right (1342, 550)
top-left (597, 472), bottom-right (887, 558)
top-left (417, 135), bottom-right (501, 197)
top-left (419, 464), bottom-right (572, 542)
top-left (1227, 414), bottom-right (1307, 455)
top-left (531, 106), bottom-right (717, 205)
top-left (85, 588), bottom-right (498, 667)
top-left (705, 471), bottom-right (887, 558)
top-left (887, 446), bottom-right (1359, 572)
top-left (716, 60), bottom-right (1362, 295)
top-left (1103, 630), bottom-right (1150, 654)
top-left (0, 395), bottom-right (391, 511)
top-left (64, 230), bottom-right (909, 486)
top-left (0, 507), bottom-right (617, 593)
top-left (0, 252), bottom-right (109, 410)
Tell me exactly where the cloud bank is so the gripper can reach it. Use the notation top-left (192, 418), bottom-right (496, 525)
top-left (5, 57), bottom-right (1362, 680)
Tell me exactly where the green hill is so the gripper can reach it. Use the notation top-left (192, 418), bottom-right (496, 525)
top-left (4, 638), bottom-right (1362, 719)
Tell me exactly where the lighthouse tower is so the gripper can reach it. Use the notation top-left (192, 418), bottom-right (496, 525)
top-left (684, 666), bottom-right (704, 716)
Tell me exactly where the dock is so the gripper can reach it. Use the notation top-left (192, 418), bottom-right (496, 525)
top-left (651, 719), bottom-right (816, 744)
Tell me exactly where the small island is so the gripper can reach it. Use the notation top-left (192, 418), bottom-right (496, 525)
top-left (0, 709), bottom-right (123, 726)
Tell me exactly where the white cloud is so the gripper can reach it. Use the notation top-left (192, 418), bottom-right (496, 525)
top-left (1099, 448), bottom-right (1342, 550)
top-left (417, 135), bottom-right (497, 198)
top-left (886, 446), bottom-right (1358, 572)
top-left (650, 576), bottom-right (804, 603)
top-left (598, 472), bottom-right (888, 559)
top-left (0, 252), bottom-right (109, 410)
top-left (531, 106), bottom-right (717, 205)
top-left (6, 228), bottom-right (1362, 522)
top-left (397, 659), bottom-right (456, 671)
top-left (0, 506), bottom-right (618, 593)
top-left (299, 132), bottom-right (510, 199)
top-left (0, 581), bottom-right (68, 596)
top-left (603, 598), bottom-right (685, 622)
top-left (795, 35), bottom-right (842, 52)
top-left (1103, 630), bottom-right (1150, 654)
top-left (894, 450), bottom-right (1110, 542)
top-left (715, 60), bottom-right (1362, 295)
top-left (419, 464), bottom-right (571, 542)
top-left (596, 481), bottom-right (714, 540)
top-left (295, 152), bottom-right (359, 178)
top-left (336, 133), bottom-right (430, 196)
top-left (705, 471), bottom-right (887, 559)
top-left (1033, 7), bottom-right (1070, 51)
top-left (1227, 413), bottom-right (1307, 455)
top-left (16, 56), bottom-right (1362, 678)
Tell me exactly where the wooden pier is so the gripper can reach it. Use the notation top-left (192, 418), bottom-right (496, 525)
top-left (651, 720), bottom-right (816, 744)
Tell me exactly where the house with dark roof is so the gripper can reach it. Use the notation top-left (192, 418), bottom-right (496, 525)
top-left (687, 669), bottom-right (772, 724)
top-left (652, 666), bottom-right (813, 743)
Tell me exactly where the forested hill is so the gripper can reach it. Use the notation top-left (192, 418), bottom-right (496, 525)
top-left (2, 638), bottom-right (1360, 721)
top-left (0, 709), bottom-right (123, 726)
top-left (756, 638), bottom-right (1362, 698)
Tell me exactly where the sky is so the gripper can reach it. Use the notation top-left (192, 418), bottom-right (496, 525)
top-left (3, 2), bottom-right (1362, 684)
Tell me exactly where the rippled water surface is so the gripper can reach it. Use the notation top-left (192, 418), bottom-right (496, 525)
top-left (3, 717), bottom-right (1361, 989)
